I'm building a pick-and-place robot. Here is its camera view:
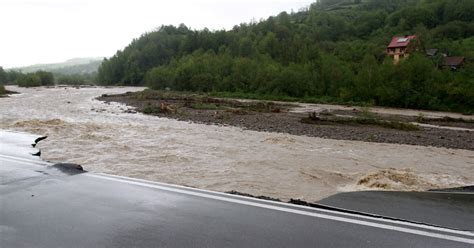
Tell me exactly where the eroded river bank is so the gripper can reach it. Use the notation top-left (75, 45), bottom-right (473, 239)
top-left (1, 86), bottom-right (473, 202)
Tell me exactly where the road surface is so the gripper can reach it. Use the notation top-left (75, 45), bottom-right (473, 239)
top-left (1, 131), bottom-right (473, 247)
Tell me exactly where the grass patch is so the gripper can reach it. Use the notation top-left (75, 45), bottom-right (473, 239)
top-left (190, 103), bottom-right (221, 110)
top-left (360, 119), bottom-right (420, 131)
top-left (302, 115), bottom-right (420, 131)
top-left (359, 106), bottom-right (376, 119)
top-left (116, 90), bottom-right (292, 113)
top-left (117, 89), bottom-right (374, 108)
top-left (417, 115), bottom-right (474, 124)
top-left (209, 91), bottom-right (371, 107)
top-left (341, 118), bottom-right (419, 131)
top-left (435, 116), bottom-right (474, 124)
top-left (142, 106), bottom-right (160, 114)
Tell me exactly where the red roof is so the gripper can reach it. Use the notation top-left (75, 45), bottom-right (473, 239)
top-left (387, 35), bottom-right (416, 48)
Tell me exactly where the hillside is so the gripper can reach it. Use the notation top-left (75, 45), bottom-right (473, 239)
top-left (97, 0), bottom-right (474, 112)
top-left (13, 57), bottom-right (102, 75)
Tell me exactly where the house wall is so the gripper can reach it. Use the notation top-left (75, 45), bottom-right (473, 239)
top-left (387, 47), bottom-right (406, 64)
top-left (394, 54), bottom-right (400, 64)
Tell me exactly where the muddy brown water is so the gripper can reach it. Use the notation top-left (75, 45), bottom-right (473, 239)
top-left (1, 86), bottom-right (473, 202)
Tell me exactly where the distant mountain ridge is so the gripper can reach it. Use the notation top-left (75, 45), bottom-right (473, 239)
top-left (12, 57), bottom-right (103, 75)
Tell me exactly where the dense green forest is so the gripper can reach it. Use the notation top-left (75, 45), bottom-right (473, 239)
top-left (3, 0), bottom-right (474, 112)
top-left (96, 0), bottom-right (474, 112)
top-left (97, 0), bottom-right (474, 112)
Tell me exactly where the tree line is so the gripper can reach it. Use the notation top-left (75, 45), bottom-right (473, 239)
top-left (3, 0), bottom-right (474, 112)
top-left (97, 0), bottom-right (474, 112)
top-left (0, 66), bottom-right (96, 87)
top-left (0, 68), bottom-right (54, 87)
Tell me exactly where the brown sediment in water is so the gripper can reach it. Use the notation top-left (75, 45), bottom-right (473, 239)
top-left (356, 168), bottom-right (435, 190)
top-left (1, 86), bottom-right (473, 202)
top-left (15, 118), bottom-right (65, 127)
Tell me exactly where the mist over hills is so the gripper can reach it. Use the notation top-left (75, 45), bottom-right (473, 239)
top-left (11, 57), bottom-right (103, 75)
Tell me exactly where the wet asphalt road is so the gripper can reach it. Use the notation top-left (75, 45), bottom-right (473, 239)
top-left (1, 131), bottom-right (473, 247)
top-left (319, 190), bottom-right (474, 231)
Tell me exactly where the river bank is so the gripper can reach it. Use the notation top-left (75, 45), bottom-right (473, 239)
top-left (1, 86), bottom-right (473, 202)
top-left (99, 90), bottom-right (474, 150)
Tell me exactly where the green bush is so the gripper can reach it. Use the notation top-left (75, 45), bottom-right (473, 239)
top-left (17, 74), bottom-right (42, 87)
top-left (16, 71), bottom-right (54, 87)
top-left (0, 84), bottom-right (6, 95)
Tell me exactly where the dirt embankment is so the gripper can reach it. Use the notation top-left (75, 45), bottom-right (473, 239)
top-left (98, 90), bottom-right (474, 150)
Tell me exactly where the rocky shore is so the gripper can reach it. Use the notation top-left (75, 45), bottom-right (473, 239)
top-left (98, 90), bottom-right (474, 150)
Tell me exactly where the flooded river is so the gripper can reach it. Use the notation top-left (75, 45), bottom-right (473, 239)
top-left (1, 86), bottom-right (473, 201)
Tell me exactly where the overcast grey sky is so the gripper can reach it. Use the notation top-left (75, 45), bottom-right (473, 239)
top-left (0, 0), bottom-right (313, 68)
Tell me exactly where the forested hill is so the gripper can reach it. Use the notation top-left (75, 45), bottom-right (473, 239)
top-left (97, 0), bottom-right (474, 112)
top-left (13, 58), bottom-right (102, 75)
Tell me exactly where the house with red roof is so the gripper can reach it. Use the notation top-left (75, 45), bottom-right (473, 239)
top-left (386, 35), bottom-right (418, 64)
